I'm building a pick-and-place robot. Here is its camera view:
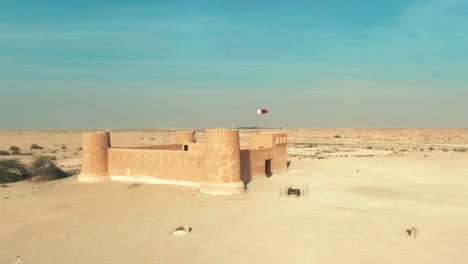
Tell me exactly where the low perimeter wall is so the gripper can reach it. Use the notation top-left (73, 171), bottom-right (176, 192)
top-left (108, 148), bottom-right (205, 184)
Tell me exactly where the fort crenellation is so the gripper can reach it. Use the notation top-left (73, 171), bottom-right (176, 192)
top-left (175, 130), bottom-right (195, 147)
top-left (79, 129), bottom-right (288, 195)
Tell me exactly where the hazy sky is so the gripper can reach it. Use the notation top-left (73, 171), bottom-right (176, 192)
top-left (1, 0), bottom-right (467, 129)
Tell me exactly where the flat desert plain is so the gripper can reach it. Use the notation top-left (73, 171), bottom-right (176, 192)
top-left (1, 129), bottom-right (468, 264)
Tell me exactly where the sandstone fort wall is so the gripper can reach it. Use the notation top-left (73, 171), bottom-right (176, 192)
top-left (272, 133), bottom-right (288, 172)
top-left (188, 143), bottom-right (205, 152)
top-left (176, 131), bottom-right (195, 145)
top-left (203, 129), bottom-right (241, 184)
top-left (108, 148), bottom-right (205, 183)
top-left (201, 129), bottom-right (245, 195)
top-left (79, 131), bottom-right (111, 182)
top-left (250, 133), bottom-right (273, 149)
top-left (240, 148), bottom-right (273, 179)
top-left (125, 144), bottom-right (183, 150)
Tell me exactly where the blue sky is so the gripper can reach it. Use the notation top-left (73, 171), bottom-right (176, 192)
top-left (0, 0), bottom-right (467, 129)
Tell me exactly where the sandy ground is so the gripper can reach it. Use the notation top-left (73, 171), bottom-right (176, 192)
top-left (1, 129), bottom-right (468, 263)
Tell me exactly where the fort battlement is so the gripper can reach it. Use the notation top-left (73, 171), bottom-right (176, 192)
top-left (205, 129), bottom-right (240, 148)
top-left (250, 133), bottom-right (274, 149)
top-left (205, 128), bottom-right (240, 138)
top-left (251, 131), bottom-right (275, 135)
top-left (82, 130), bottom-right (110, 135)
top-left (273, 133), bottom-right (288, 145)
top-left (175, 131), bottom-right (195, 147)
top-left (79, 129), bottom-right (288, 195)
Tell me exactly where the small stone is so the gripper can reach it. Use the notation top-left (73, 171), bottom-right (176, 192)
top-left (172, 226), bottom-right (192, 236)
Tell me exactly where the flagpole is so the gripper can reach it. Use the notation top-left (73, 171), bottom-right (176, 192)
top-left (255, 108), bottom-right (267, 129)
top-left (256, 108), bottom-right (259, 129)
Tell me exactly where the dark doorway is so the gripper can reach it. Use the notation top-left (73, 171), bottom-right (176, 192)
top-left (184, 145), bottom-right (188, 151)
top-left (265, 159), bottom-right (272, 177)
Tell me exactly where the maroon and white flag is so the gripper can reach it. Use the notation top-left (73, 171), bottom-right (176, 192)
top-left (257, 109), bottom-right (268, 115)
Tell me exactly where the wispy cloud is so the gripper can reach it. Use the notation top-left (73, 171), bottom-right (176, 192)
top-left (0, 31), bottom-right (124, 42)
top-left (368, 0), bottom-right (467, 46)
top-left (1, 0), bottom-right (467, 128)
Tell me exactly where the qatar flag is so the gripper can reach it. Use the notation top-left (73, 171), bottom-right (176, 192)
top-left (257, 109), bottom-right (268, 115)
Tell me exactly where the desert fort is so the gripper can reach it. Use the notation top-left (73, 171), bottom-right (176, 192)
top-left (79, 129), bottom-right (287, 195)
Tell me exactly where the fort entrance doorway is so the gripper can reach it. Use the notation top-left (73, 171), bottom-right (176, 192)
top-left (265, 159), bottom-right (271, 177)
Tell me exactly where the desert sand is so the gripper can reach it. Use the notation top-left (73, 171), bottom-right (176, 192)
top-left (1, 129), bottom-right (468, 263)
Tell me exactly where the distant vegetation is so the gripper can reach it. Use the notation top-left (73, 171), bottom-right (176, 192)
top-left (29, 156), bottom-right (67, 181)
top-left (334, 135), bottom-right (342, 138)
top-left (9, 146), bottom-right (20, 155)
top-left (0, 150), bottom-right (9, 156)
top-left (0, 156), bottom-right (67, 184)
top-left (30, 144), bottom-right (44, 150)
top-left (0, 160), bottom-right (30, 184)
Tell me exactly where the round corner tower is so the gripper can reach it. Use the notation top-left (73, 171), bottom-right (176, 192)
top-left (200, 129), bottom-right (245, 195)
top-left (78, 131), bottom-right (111, 182)
top-left (176, 130), bottom-right (195, 145)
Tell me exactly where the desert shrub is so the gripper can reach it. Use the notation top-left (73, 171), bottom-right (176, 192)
top-left (9, 146), bottom-right (20, 155)
top-left (367, 146), bottom-right (373, 149)
top-left (61, 145), bottom-right (67, 150)
top-left (0, 150), bottom-right (10, 156)
top-left (9, 146), bottom-right (20, 152)
top-left (30, 144), bottom-right (44, 150)
top-left (29, 156), bottom-right (67, 181)
top-left (0, 160), bottom-right (30, 184)
top-left (334, 135), bottom-right (342, 138)
top-left (454, 148), bottom-right (467, 153)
